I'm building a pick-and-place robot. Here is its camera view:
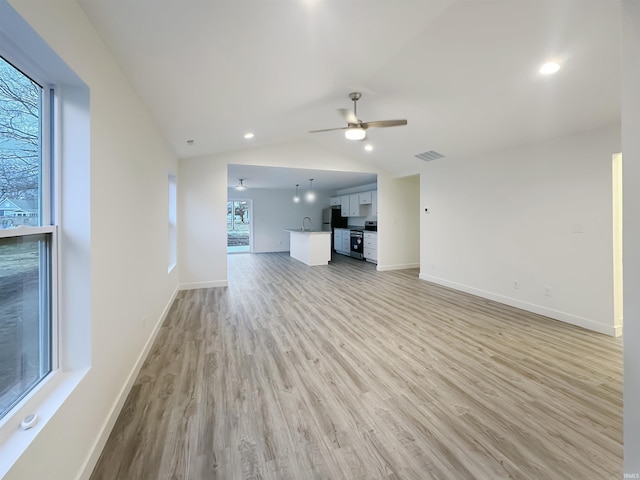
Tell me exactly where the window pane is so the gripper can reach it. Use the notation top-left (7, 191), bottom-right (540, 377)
top-left (1, 55), bottom-right (49, 419)
top-left (0, 234), bottom-right (51, 418)
top-left (0, 56), bottom-right (42, 229)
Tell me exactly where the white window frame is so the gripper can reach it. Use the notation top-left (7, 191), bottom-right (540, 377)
top-left (0, 60), bottom-right (59, 420)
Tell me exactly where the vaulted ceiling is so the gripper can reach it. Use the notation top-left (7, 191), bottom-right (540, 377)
top-left (77, 0), bottom-right (620, 176)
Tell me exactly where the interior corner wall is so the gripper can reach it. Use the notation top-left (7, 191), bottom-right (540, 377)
top-left (227, 188), bottom-right (331, 253)
top-left (622, 0), bottom-right (640, 475)
top-left (376, 174), bottom-right (420, 271)
top-left (4, 1), bottom-right (180, 479)
top-left (178, 156), bottom-right (228, 289)
top-left (419, 125), bottom-right (620, 336)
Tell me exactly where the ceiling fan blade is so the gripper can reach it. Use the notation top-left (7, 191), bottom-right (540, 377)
top-left (338, 108), bottom-right (359, 125)
top-left (362, 119), bottom-right (407, 129)
top-left (309, 126), bottom-right (348, 133)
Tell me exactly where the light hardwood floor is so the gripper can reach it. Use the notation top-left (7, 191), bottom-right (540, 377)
top-left (90, 253), bottom-right (623, 479)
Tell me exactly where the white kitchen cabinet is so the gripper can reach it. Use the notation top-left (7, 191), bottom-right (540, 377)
top-left (364, 232), bottom-right (377, 263)
top-left (334, 228), bottom-right (351, 255)
top-left (349, 194), bottom-right (361, 217)
top-left (342, 233), bottom-right (351, 253)
top-left (371, 191), bottom-right (378, 217)
top-left (340, 196), bottom-right (350, 217)
top-left (338, 191), bottom-right (376, 217)
top-left (334, 229), bottom-right (343, 251)
top-left (330, 196), bottom-right (342, 206)
top-left (359, 191), bottom-right (372, 205)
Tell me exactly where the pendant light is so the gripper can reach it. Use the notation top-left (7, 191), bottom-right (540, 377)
top-left (293, 184), bottom-right (300, 203)
top-left (234, 178), bottom-right (247, 191)
top-left (305, 178), bottom-right (316, 203)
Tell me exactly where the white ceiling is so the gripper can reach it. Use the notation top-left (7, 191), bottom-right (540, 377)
top-left (77, 0), bottom-right (620, 182)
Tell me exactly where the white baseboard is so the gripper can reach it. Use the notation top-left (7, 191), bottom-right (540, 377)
top-left (419, 274), bottom-right (618, 337)
top-left (377, 263), bottom-right (420, 272)
top-left (179, 280), bottom-right (228, 290)
top-left (77, 285), bottom-right (180, 480)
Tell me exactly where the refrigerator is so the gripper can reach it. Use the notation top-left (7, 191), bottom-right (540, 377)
top-left (322, 207), bottom-right (348, 231)
top-left (322, 208), bottom-right (348, 260)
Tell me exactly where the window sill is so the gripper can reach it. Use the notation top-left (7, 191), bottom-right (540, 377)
top-left (0, 367), bottom-right (89, 478)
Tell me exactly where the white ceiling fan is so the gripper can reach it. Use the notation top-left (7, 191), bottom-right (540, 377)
top-left (309, 92), bottom-right (407, 140)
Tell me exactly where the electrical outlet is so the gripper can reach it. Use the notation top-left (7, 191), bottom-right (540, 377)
top-left (544, 286), bottom-right (551, 297)
top-left (513, 280), bottom-right (519, 290)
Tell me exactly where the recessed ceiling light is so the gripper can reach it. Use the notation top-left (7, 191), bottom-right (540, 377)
top-left (364, 144), bottom-right (373, 152)
top-left (244, 132), bottom-right (254, 139)
top-left (539, 62), bottom-right (560, 75)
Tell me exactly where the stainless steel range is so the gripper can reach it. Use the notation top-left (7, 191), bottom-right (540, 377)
top-left (364, 220), bottom-right (377, 232)
top-left (349, 228), bottom-right (364, 259)
top-left (350, 221), bottom-right (377, 260)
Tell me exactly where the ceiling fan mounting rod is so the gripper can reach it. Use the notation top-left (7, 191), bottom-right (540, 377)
top-left (349, 92), bottom-right (361, 120)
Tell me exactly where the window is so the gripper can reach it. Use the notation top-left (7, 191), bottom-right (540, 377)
top-left (0, 55), bottom-right (55, 420)
top-left (168, 174), bottom-right (177, 271)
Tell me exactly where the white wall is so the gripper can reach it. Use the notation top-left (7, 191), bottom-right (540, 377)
top-left (227, 187), bottom-right (330, 252)
top-left (377, 174), bottom-right (420, 271)
top-left (419, 125), bottom-right (621, 336)
top-left (3, 1), bottom-right (179, 479)
top-left (622, 0), bottom-right (640, 475)
top-left (179, 156), bottom-right (227, 289)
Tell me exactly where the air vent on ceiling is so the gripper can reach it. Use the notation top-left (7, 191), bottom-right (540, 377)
top-left (415, 150), bottom-right (445, 162)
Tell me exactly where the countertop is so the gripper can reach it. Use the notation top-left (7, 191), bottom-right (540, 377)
top-left (284, 229), bottom-right (331, 235)
top-left (335, 227), bottom-right (377, 234)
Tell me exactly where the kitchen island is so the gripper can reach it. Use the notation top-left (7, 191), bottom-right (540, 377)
top-left (284, 229), bottom-right (332, 266)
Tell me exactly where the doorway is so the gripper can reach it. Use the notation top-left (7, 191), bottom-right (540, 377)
top-left (227, 199), bottom-right (252, 254)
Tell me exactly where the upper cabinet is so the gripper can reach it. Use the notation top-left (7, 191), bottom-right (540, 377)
top-left (349, 194), bottom-right (361, 217)
top-left (359, 191), bottom-right (372, 205)
top-left (332, 190), bottom-right (377, 217)
top-left (340, 195), bottom-right (350, 217)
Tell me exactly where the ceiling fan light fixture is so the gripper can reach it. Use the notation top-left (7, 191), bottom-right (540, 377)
top-left (345, 127), bottom-right (366, 141)
top-left (539, 62), bottom-right (560, 75)
top-left (235, 178), bottom-right (247, 191)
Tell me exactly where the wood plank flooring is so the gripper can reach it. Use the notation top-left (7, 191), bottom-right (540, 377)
top-left (90, 253), bottom-right (623, 479)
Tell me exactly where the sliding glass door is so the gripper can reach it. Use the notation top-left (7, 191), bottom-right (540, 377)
top-left (227, 200), bottom-right (252, 253)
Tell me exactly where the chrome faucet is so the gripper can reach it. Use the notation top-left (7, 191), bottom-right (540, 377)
top-left (302, 217), bottom-right (312, 231)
